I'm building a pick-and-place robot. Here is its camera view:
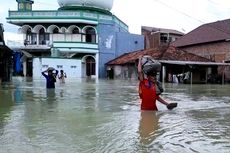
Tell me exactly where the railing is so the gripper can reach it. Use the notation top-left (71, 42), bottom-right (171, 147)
top-left (8, 10), bottom-right (128, 31)
top-left (53, 41), bottom-right (98, 49)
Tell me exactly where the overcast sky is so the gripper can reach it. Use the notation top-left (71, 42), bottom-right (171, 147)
top-left (1, 0), bottom-right (230, 40)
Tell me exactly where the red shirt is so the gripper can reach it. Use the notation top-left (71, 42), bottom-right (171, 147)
top-left (139, 79), bottom-right (159, 111)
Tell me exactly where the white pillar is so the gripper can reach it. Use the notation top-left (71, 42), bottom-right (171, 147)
top-left (95, 53), bottom-right (99, 79)
top-left (23, 61), bottom-right (27, 77)
top-left (50, 33), bottom-right (53, 43)
top-left (162, 65), bottom-right (166, 84)
top-left (36, 34), bottom-right (39, 45)
top-left (190, 72), bottom-right (193, 85)
top-left (222, 66), bottom-right (226, 85)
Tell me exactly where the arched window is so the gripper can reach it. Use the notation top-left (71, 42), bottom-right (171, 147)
top-left (85, 27), bottom-right (96, 43)
top-left (26, 28), bottom-right (37, 45)
top-left (86, 56), bottom-right (95, 76)
top-left (72, 27), bottom-right (79, 34)
top-left (53, 27), bottom-right (59, 34)
top-left (39, 28), bottom-right (49, 45)
top-left (25, 29), bottom-right (31, 45)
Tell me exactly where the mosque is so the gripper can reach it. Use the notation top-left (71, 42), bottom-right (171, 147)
top-left (7, 0), bottom-right (144, 78)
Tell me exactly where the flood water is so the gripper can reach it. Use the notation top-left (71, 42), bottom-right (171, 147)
top-left (0, 77), bottom-right (230, 153)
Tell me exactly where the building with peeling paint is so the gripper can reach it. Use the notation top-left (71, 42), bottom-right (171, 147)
top-left (7, 0), bottom-right (144, 78)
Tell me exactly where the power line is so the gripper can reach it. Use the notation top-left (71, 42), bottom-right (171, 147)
top-left (208, 0), bottom-right (230, 10)
top-left (153, 0), bottom-right (206, 24)
top-left (153, 0), bottom-right (230, 36)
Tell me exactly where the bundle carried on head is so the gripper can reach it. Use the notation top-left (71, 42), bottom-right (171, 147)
top-left (141, 56), bottom-right (164, 95)
top-left (141, 55), bottom-right (161, 76)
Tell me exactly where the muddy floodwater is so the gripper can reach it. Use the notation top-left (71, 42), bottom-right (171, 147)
top-left (0, 78), bottom-right (230, 153)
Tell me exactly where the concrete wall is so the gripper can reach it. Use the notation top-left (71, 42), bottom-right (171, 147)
top-left (179, 42), bottom-right (230, 62)
top-left (110, 65), bottom-right (138, 80)
top-left (98, 23), bottom-right (116, 78)
top-left (33, 58), bottom-right (82, 79)
top-left (97, 23), bottom-right (144, 78)
top-left (116, 32), bottom-right (144, 57)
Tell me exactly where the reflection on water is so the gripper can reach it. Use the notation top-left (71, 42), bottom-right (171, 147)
top-left (0, 78), bottom-right (230, 153)
top-left (138, 111), bottom-right (159, 148)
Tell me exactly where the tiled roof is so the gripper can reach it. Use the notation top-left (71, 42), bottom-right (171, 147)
top-left (106, 46), bottom-right (212, 65)
top-left (172, 19), bottom-right (230, 47)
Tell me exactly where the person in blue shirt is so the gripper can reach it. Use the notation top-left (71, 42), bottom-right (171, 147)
top-left (42, 68), bottom-right (58, 89)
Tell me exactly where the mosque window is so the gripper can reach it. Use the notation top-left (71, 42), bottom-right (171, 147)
top-left (42, 65), bottom-right (49, 68)
top-left (53, 27), bottom-right (59, 34)
top-left (57, 65), bottom-right (63, 69)
top-left (18, 3), bottom-right (24, 10)
top-left (26, 28), bottom-right (37, 45)
top-left (86, 56), bottom-right (95, 76)
top-left (72, 27), bottom-right (79, 34)
top-left (71, 66), bottom-right (77, 68)
top-left (31, 33), bottom-right (37, 45)
top-left (26, 4), bottom-right (31, 10)
top-left (85, 27), bottom-right (96, 43)
top-left (39, 28), bottom-right (49, 45)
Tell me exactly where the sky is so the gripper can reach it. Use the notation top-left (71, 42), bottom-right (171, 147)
top-left (1, 0), bottom-right (230, 41)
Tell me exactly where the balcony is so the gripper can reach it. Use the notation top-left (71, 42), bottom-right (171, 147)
top-left (52, 41), bottom-right (98, 53)
top-left (7, 10), bottom-right (128, 31)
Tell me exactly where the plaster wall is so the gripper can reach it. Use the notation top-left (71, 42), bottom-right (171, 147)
top-left (33, 58), bottom-right (82, 79)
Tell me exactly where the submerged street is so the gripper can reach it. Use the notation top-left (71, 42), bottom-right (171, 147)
top-left (0, 78), bottom-right (230, 153)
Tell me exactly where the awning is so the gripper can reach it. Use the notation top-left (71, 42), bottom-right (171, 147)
top-left (159, 60), bottom-right (230, 66)
top-left (21, 50), bottom-right (33, 58)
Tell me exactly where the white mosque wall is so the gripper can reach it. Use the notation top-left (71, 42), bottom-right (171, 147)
top-left (57, 0), bottom-right (114, 11)
top-left (53, 34), bottom-right (65, 41)
top-left (72, 34), bottom-right (81, 42)
top-left (33, 58), bottom-right (82, 79)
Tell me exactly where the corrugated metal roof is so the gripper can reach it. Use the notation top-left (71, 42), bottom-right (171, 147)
top-left (159, 60), bottom-right (230, 66)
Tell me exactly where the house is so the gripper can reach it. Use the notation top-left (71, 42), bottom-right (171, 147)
top-left (142, 26), bottom-right (184, 49)
top-left (0, 23), bottom-right (13, 83)
top-left (106, 46), bottom-right (229, 84)
top-left (172, 19), bottom-right (230, 83)
top-left (6, 0), bottom-right (144, 79)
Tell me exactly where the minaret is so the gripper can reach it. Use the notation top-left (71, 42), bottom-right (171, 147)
top-left (16, 0), bottom-right (34, 11)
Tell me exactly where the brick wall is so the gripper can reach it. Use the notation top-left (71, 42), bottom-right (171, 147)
top-left (178, 41), bottom-right (230, 62)
top-left (178, 41), bottom-right (230, 82)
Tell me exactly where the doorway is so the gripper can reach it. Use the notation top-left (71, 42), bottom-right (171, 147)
top-left (86, 56), bottom-right (95, 76)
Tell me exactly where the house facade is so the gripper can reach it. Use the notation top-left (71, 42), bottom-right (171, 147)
top-left (7, 0), bottom-right (144, 79)
top-left (172, 19), bottom-right (230, 83)
top-left (106, 46), bottom-right (230, 84)
top-left (141, 26), bottom-right (184, 49)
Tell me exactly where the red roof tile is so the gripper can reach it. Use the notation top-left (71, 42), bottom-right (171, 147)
top-left (106, 46), bottom-right (212, 65)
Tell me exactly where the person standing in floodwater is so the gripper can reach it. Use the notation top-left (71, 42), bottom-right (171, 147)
top-left (58, 70), bottom-right (67, 83)
top-left (138, 56), bottom-right (177, 111)
top-left (42, 68), bottom-right (58, 89)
